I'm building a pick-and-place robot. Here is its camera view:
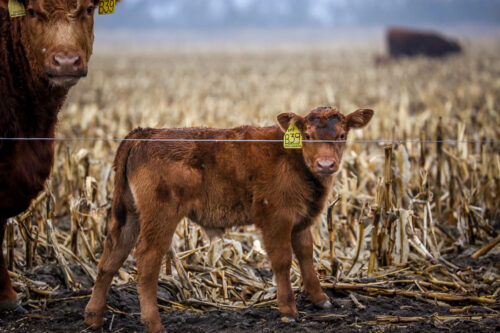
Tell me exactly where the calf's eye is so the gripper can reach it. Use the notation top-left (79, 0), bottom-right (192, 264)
top-left (304, 133), bottom-right (311, 139)
top-left (27, 9), bottom-right (36, 18)
top-left (87, 6), bottom-right (94, 15)
top-left (340, 134), bottom-right (346, 140)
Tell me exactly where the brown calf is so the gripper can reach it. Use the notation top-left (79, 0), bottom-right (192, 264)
top-left (0, 0), bottom-right (121, 313)
top-left (85, 107), bottom-right (374, 332)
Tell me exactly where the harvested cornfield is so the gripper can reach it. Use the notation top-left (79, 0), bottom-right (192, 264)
top-left (1, 41), bottom-right (499, 332)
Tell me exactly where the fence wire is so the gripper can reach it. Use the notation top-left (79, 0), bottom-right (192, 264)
top-left (0, 137), bottom-right (499, 144)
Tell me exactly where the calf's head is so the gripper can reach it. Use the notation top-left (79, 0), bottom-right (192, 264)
top-left (1, 0), bottom-right (120, 87)
top-left (278, 107), bottom-right (374, 176)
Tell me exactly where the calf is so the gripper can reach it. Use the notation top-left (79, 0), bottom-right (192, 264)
top-left (387, 27), bottom-right (461, 58)
top-left (85, 107), bottom-right (374, 332)
top-left (0, 0), bottom-right (121, 313)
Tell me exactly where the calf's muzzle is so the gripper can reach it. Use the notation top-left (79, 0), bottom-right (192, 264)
top-left (315, 159), bottom-right (338, 175)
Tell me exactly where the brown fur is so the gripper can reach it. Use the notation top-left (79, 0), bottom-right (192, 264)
top-left (0, 0), bottom-right (121, 311)
top-left (85, 107), bottom-right (374, 333)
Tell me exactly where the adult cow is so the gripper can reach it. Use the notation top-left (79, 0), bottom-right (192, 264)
top-left (387, 27), bottom-right (461, 58)
top-left (0, 0), bottom-right (120, 313)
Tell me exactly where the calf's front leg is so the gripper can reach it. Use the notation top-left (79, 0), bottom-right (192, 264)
top-left (261, 219), bottom-right (298, 318)
top-left (292, 227), bottom-right (331, 309)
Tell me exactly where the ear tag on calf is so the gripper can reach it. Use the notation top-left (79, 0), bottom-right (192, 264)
top-left (98, 0), bottom-right (115, 15)
top-left (283, 121), bottom-right (302, 149)
top-left (8, 0), bottom-right (26, 18)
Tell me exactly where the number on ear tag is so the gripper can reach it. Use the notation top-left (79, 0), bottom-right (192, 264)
top-left (283, 122), bottom-right (302, 149)
top-left (98, 0), bottom-right (115, 15)
top-left (8, 0), bottom-right (26, 18)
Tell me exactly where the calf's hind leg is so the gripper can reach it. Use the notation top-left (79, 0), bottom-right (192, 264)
top-left (135, 212), bottom-right (179, 333)
top-left (292, 227), bottom-right (331, 309)
top-left (84, 214), bottom-right (140, 328)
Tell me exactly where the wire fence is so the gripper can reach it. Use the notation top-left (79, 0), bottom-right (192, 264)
top-left (0, 137), bottom-right (499, 144)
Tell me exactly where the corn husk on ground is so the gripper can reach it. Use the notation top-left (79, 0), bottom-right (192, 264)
top-left (4, 43), bottom-right (500, 326)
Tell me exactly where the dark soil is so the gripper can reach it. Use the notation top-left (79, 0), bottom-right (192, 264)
top-left (1, 288), bottom-right (498, 333)
top-left (1, 254), bottom-right (499, 332)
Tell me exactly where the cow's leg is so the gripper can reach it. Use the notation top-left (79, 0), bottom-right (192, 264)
top-left (261, 219), bottom-right (298, 318)
top-left (135, 213), bottom-right (178, 333)
top-left (292, 227), bottom-right (331, 309)
top-left (0, 219), bottom-right (25, 314)
top-left (84, 213), bottom-right (140, 328)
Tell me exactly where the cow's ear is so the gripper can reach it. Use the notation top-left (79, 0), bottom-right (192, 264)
top-left (346, 109), bottom-right (374, 129)
top-left (91, 0), bottom-right (123, 3)
top-left (90, 0), bottom-right (121, 5)
top-left (0, 0), bottom-right (8, 9)
top-left (277, 112), bottom-right (304, 132)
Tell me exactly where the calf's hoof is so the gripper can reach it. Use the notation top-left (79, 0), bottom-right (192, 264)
top-left (0, 300), bottom-right (27, 314)
top-left (281, 316), bottom-right (296, 323)
top-left (84, 310), bottom-right (105, 328)
top-left (13, 304), bottom-right (27, 314)
top-left (279, 307), bottom-right (299, 320)
top-left (143, 320), bottom-right (165, 333)
top-left (314, 299), bottom-right (332, 310)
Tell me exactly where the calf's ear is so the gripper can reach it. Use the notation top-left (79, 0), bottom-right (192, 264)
top-left (346, 108), bottom-right (374, 129)
top-left (277, 112), bottom-right (304, 132)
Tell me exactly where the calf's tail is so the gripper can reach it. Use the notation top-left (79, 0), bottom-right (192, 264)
top-left (112, 128), bottom-right (143, 227)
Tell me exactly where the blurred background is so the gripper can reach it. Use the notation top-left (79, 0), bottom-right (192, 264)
top-left (93, 0), bottom-right (500, 47)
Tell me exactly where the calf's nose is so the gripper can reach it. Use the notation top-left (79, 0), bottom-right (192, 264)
top-left (316, 159), bottom-right (337, 173)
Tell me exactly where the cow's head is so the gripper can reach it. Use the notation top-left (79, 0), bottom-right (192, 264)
top-left (278, 107), bottom-right (374, 177)
top-left (447, 39), bottom-right (462, 54)
top-left (0, 0), bottom-right (120, 87)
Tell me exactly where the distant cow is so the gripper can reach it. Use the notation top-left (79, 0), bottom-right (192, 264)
top-left (387, 27), bottom-right (461, 58)
top-left (0, 0), bottom-right (121, 314)
top-left (85, 107), bottom-right (374, 333)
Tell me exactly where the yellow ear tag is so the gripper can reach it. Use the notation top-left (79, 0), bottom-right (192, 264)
top-left (98, 0), bottom-right (115, 15)
top-left (8, 0), bottom-right (26, 18)
top-left (283, 121), bottom-right (302, 149)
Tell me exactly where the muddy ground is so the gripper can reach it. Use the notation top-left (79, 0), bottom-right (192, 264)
top-left (1, 253), bottom-right (499, 332)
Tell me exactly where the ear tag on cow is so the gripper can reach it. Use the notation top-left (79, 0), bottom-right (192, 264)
top-left (283, 121), bottom-right (302, 149)
top-left (98, 0), bottom-right (115, 15)
top-left (8, 0), bottom-right (26, 18)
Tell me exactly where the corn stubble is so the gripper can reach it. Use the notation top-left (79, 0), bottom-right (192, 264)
top-left (6, 44), bottom-right (500, 318)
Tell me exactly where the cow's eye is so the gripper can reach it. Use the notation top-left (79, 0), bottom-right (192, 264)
top-left (304, 133), bottom-right (311, 140)
top-left (87, 6), bottom-right (94, 15)
top-left (27, 8), bottom-right (36, 18)
top-left (340, 133), bottom-right (346, 140)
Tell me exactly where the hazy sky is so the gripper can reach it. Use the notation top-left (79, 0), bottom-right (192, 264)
top-left (95, 0), bottom-right (500, 30)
